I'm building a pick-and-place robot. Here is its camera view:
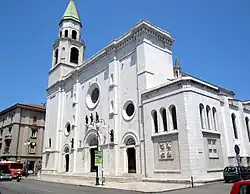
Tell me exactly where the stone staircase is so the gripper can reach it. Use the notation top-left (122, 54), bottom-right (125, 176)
top-left (41, 172), bottom-right (140, 183)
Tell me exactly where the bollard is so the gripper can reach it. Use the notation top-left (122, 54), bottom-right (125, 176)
top-left (191, 176), bottom-right (194, 188)
top-left (37, 170), bottom-right (41, 179)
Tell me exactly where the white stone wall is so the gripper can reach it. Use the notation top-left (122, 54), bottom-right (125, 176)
top-left (142, 80), bottom-right (228, 181)
top-left (221, 98), bottom-right (250, 166)
top-left (48, 66), bottom-right (61, 87)
top-left (142, 83), bottom-right (191, 180)
top-left (42, 89), bottom-right (60, 173)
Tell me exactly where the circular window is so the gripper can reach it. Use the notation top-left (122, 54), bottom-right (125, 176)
top-left (122, 100), bottom-right (136, 121)
top-left (65, 123), bottom-right (71, 136)
top-left (86, 83), bottom-right (101, 109)
top-left (126, 103), bottom-right (135, 117)
top-left (91, 88), bottom-right (99, 103)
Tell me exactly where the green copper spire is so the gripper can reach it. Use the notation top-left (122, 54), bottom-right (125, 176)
top-left (60, 0), bottom-right (82, 26)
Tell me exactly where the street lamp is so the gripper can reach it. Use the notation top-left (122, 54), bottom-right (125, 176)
top-left (87, 112), bottom-right (105, 186)
top-left (96, 120), bottom-right (100, 185)
top-left (24, 140), bottom-right (31, 177)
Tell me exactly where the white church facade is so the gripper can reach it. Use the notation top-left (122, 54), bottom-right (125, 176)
top-left (42, 0), bottom-right (250, 182)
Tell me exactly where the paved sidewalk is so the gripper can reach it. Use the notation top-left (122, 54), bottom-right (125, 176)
top-left (29, 175), bottom-right (202, 193)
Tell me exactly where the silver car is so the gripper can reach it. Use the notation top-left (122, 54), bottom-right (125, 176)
top-left (223, 166), bottom-right (250, 183)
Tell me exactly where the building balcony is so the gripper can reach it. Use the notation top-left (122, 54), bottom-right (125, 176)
top-left (44, 147), bottom-right (52, 153)
top-left (72, 98), bottom-right (78, 106)
top-left (5, 134), bottom-right (12, 140)
top-left (31, 123), bottom-right (38, 127)
top-left (3, 148), bottom-right (10, 154)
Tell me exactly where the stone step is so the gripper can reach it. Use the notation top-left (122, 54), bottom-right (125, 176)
top-left (41, 173), bottom-right (140, 183)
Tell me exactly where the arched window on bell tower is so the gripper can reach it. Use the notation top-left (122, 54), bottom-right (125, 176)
top-left (72, 30), bottom-right (77, 40)
top-left (54, 49), bottom-right (59, 66)
top-left (70, 47), bottom-right (79, 64)
top-left (65, 30), bottom-right (68, 38)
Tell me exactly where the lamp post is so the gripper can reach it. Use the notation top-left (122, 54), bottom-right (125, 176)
top-left (88, 112), bottom-right (106, 186)
top-left (24, 140), bottom-right (31, 177)
top-left (98, 118), bottom-right (106, 186)
top-left (96, 123), bottom-right (99, 186)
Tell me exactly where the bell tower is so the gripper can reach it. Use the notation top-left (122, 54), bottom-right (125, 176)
top-left (48, 0), bottom-right (85, 87)
top-left (173, 58), bottom-right (182, 78)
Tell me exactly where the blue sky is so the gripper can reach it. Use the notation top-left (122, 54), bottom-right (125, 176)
top-left (0, 0), bottom-right (249, 111)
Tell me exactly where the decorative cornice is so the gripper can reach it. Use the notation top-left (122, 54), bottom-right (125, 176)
top-left (53, 37), bottom-right (85, 49)
top-left (201, 130), bottom-right (221, 136)
top-left (244, 108), bottom-right (250, 114)
top-left (46, 79), bottom-right (63, 92)
top-left (181, 72), bottom-right (235, 97)
top-left (151, 131), bottom-right (179, 139)
top-left (229, 104), bottom-right (239, 111)
top-left (42, 150), bottom-right (60, 154)
top-left (0, 122), bottom-right (45, 130)
top-left (141, 76), bottom-right (219, 98)
top-left (20, 123), bottom-right (45, 129)
top-left (0, 154), bottom-right (42, 158)
top-left (49, 62), bottom-right (75, 75)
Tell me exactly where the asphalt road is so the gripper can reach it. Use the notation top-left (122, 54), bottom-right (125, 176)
top-left (0, 179), bottom-right (233, 194)
top-left (169, 182), bottom-right (233, 194)
top-left (0, 179), bottom-right (139, 194)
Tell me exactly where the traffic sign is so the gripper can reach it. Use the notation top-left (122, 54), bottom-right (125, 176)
top-left (234, 145), bottom-right (240, 155)
top-left (95, 150), bottom-right (103, 166)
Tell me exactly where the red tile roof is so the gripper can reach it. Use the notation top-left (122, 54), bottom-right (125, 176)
top-left (0, 103), bottom-right (46, 116)
top-left (23, 104), bottom-right (46, 110)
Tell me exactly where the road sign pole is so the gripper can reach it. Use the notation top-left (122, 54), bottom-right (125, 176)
top-left (95, 130), bottom-right (99, 186)
top-left (95, 150), bottom-right (99, 185)
top-left (95, 150), bottom-right (103, 185)
top-left (101, 149), bottom-right (104, 185)
top-left (234, 145), bottom-right (242, 180)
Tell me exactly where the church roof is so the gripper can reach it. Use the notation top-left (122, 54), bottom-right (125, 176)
top-left (141, 71), bottom-right (235, 99)
top-left (60, 0), bottom-right (81, 25)
top-left (181, 72), bottom-right (235, 96)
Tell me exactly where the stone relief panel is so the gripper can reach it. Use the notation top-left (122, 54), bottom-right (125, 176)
top-left (153, 133), bottom-right (180, 171)
top-left (158, 141), bottom-right (173, 160)
top-left (202, 132), bottom-right (224, 170)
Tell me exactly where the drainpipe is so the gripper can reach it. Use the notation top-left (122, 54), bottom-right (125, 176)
top-left (135, 50), bottom-right (147, 177)
top-left (41, 123), bottom-right (45, 161)
top-left (135, 60), bottom-right (142, 175)
top-left (141, 101), bottom-right (148, 178)
top-left (16, 107), bottom-right (23, 161)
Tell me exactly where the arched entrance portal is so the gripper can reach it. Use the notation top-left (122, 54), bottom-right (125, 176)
top-left (89, 138), bottom-right (98, 172)
top-left (126, 138), bottom-right (136, 173)
top-left (64, 146), bottom-right (70, 172)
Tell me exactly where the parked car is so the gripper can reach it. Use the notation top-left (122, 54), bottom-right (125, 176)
top-left (0, 165), bottom-right (12, 181)
top-left (230, 180), bottom-right (250, 194)
top-left (224, 166), bottom-right (250, 183)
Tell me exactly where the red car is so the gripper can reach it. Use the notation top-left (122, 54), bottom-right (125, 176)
top-left (230, 180), bottom-right (250, 194)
